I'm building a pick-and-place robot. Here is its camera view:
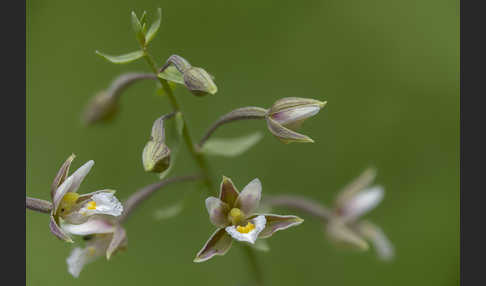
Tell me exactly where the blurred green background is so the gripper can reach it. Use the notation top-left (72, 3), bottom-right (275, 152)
top-left (26, 0), bottom-right (459, 285)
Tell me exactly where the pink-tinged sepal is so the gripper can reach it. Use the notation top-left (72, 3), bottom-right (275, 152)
top-left (257, 214), bottom-right (304, 239)
top-left (325, 219), bottom-right (369, 251)
top-left (205, 197), bottom-right (230, 227)
top-left (356, 220), bottom-right (394, 261)
top-left (219, 176), bottom-right (240, 207)
top-left (266, 117), bottom-right (314, 144)
top-left (107, 225), bottom-right (128, 260)
top-left (51, 154), bottom-right (76, 199)
top-left (194, 228), bottom-right (233, 263)
top-left (49, 215), bottom-right (73, 243)
top-left (265, 97), bottom-right (326, 144)
top-left (235, 178), bottom-right (262, 214)
top-left (335, 167), bottom-right (377, 207)
top-left (339, 186), bottom-right (384, 221)
top-left (52, 160), bottom-right (95, 214)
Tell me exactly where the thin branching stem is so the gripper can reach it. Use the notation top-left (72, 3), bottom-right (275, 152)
top-left (26, 197), bottom-right (52, 214)
top-left (142, 49), bottom-right (214, 193)
top-left (119, 174), bottom-right (201, 223)
top-left (196, 106), bottom-right (268, 148)
top-left (263, 194), bottom-right (334, 222)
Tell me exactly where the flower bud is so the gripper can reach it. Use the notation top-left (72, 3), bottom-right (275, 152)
top-left (265, 97), bottom-right (326, 143)
top-left (160, 54), bottom-right (192, 74)
top-left (159, 55), bottom-right (218, 96)
top-left (142, 116), bottom-right (171, 173)
top-left (82, 91), bottom-right (119, 125)
top-left (183, 67), bottom-right (218, 96)
top-left (142, 141), bottom-right (171, 173)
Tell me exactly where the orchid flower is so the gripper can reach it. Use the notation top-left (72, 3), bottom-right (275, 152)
top-left (326, 168), bottom-right (394, 261)
top-left (63, 216), bottom-right (127, 277)
top-left (49, 154), bottom-right (123, 242)
top-left (266, 97), bottom-right (326, 143)
top-left (194, 176), bottom-right (303, 262)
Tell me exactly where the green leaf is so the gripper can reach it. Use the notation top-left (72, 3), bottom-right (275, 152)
top-left (131, 11), bottom-right (146, 46)
top-left (145, 8), bottom-right (162, 45)
top-left (153, 202), bottom-right (183, 221)
top-left (131, 11), bottom-right (142, 33)
top-left (95, 50), bottom-right (144, 64)
top-left (158, 65), bottom-right (184, 85)
top-left (200, 132), bottom-right (263, 157)
top-left (139, 11), bottom-right (148, 25)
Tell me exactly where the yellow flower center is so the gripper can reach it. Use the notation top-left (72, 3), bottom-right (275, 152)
top-left (86, 201), bottom-right (97, 210)
top-left (58, 192), bottom-right (80, 214)
top-left (236, 222), bottom-right (255, 234)
top-left (229, 208), bottom-right (245, 225)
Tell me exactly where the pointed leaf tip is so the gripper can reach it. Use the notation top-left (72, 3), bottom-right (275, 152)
top-left (95, 50), bottom-right (144, 64)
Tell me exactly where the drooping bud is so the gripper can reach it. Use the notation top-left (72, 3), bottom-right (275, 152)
top-left (142, 115), bottom-right (171, 173)
top-left (159, 54), bottom-right (192, 74)
top-left (265, 97), bottom-right (326, 144)
top-left (183, 67), bottom-right (218, 96)
top-left (82, 91), bottom-right (119, 125)
top-left (159, 55), bottom-right (218, 96)
top-left (82, 73), bottom-right (157, 125)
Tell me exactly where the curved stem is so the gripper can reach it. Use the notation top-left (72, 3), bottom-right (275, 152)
top-left (142, 50), bottom-right (214, 192)
top-left (119, 174), bottom-right (201, 223)
top-left (241, 245), bottom-right (264, 286)
top-left (26, 197), bottom-right (52, 214)
top-left (263, 195), bottom-right (334, 222)
top-left (197, 107), bottom-right (268, 148)
top-left (107, 72), bottom-right (157, 100)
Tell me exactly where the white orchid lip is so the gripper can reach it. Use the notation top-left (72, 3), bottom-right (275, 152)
top-left (225, 215), bottom-right (266, 244)
top-left (78, 192), bottom-right (123, 217)
top-left (66, 235), bottom-right (111, 278)
top-left (62, 218), bottom-right (115, 236)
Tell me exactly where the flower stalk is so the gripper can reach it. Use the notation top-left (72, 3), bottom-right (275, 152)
top-left (26, 197), bottom-right (53, 214)
top-left (263, 195), bottom-right (333, 221)
top-left (197, 106), bottom-right (268, 148)
top-left (142, 50), bottom-right (214, 192)
top-left (119, 174), bottom-right (202, 223)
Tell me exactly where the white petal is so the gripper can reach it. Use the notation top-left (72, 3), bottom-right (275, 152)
top-left (79, 192), bottom-right (123, 217)
top-left (62, 218), bottom-right (115, 236)
top-left (69, 160), bottom-right (95, 194)
top-left (53, 176), bottom-right (75, 213)
top-left (66, 236), bottom-right (110, 278)
top-left (357, 221), bottom-right (395, 261)
top-left (225, 215), bottom-right (266, 244)
top-left (66, 247), bottom-right (89, 278)
top-left (342, 186), bottom-right (384, 220)
top-left (53, 160), bottom-right (95, 214)
top-left (273, 105), bottom-right (320, 126)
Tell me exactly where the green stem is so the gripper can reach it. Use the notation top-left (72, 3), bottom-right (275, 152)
top-left (142, 46), bottom-right (262, 284)
top-left (242, 245), bottom-right (264, 286)
top-left (142, 49), bottom-right (214, 192)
